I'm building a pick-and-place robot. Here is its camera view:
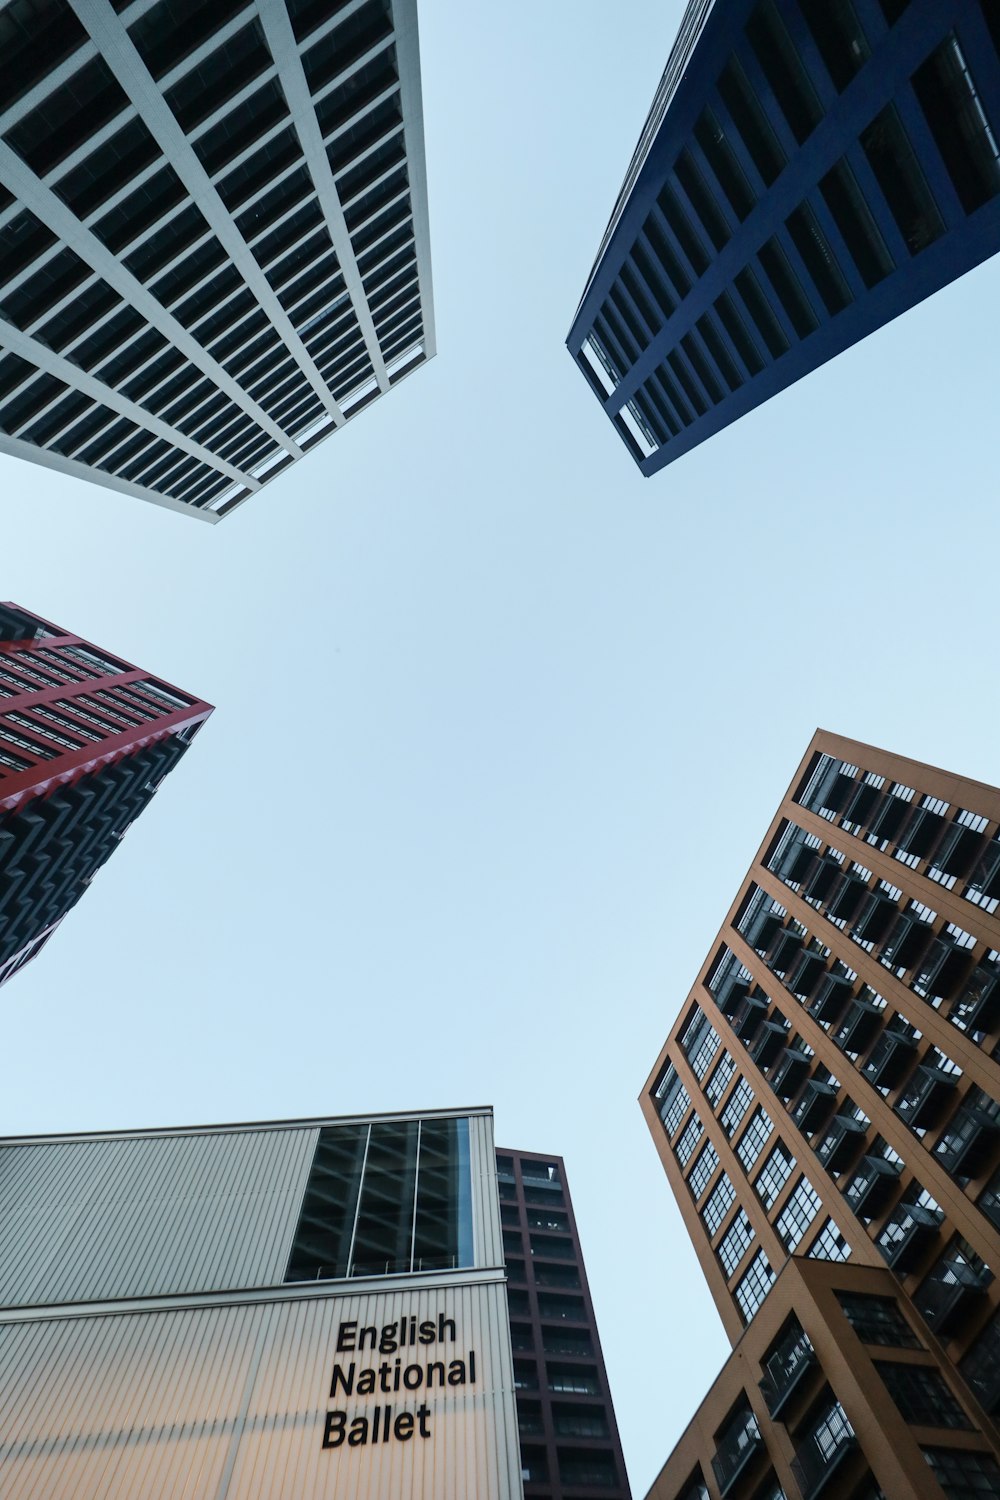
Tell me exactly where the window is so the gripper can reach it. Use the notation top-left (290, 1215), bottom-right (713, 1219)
top-left (912, 35), bottom-right (1000, 215)
top-left (776, 1177), bottom-right (822, 1251)
top-left (820, 158), bottom-right (895, 287)
top-left (718, 1210), bottom-right (755, 1276)
top-left (682, 1010), bottom-right (721, 1080)
top-left (737, 1107), bottom-right (774, 1171)
top-left (689, 1142), bottom-right (720, 1200)
top-left (922, 1447), bottom-right (1000, 1498)
top-left (721, 1078), bottom-right (755, 1138)
top-left (694, 107), bottom-right (756, 220)
top-left (676, 1113), bottom-right (704, 1168)
top-left (655, 1064), bottom-right (690, 1137)
top-left (876, 1362), bottom-right (971, 1429)
top-left (798, 0), bottom-right (870, 91)
top-left (860, 105), bottom-right (944, 254)
top-left (746, 0), bottom-right (823, 144)
top-left (808, 1219), bottom-right (852, 1262)
top-left (703, 1174), bottom-right (736, 1236)
top-left (717, 57), bottom-right (786, 186)
top-left (758, 236), bottom-right (818, 337)
top-left (735, 1250), bottom-right (775, 1323)
top-left (755, 1141), bottom-right (796, 1209)
top-left (837, 1291), bottom-right (922, 1347)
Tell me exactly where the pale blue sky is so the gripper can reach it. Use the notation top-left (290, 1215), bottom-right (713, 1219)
top-left (3, 1), bottom-right (1000, 1492)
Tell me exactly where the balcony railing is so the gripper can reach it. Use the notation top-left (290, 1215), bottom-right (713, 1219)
top-left (827, 872), bottom-right (868, 923)
top-left (741, 902), bottom-right (783, 954)
top-left (771, 1048), bottom-right (811, 1100)
top-left (768, 927), bottom-right (804, 975)
top-left (793, 1079), bottom-right (838, 1136)
top-left (844, 1155), bottom-right (902, 1220)
top-left (817, 1115), bottom-right (868, 1174)
top-left (916, 1259), bottom-right (992, 1336)
top-left (913, 935), bottom-right (973, 1002)
top-left (894, 1065), bottom-right (960, 1131)
top-left (751, 1020), bottom-right (790, 1069)
top-left (759, 1324), bottom-right (816, 1418)
top-left (935, 1106), bottom-right (1000, 1180)
top-left (863, 1028), bottom-right (918, 1089)
top-left (733, 995), bottom-right (769, 1042)
top-left (714, 972), bottom-right (751, 1018)
top-left (948, 961), bottom-right (1000, 1037)
top-left (809, 972), bottom-right (853, 1024)
top-left (851, 890), bottom-right (898, 945)
top-left (803, 856), bottom-right (841, 904)
top-left (711, 1408), bottom-right (763, 1497)
top-left (834, 999), bottom-right (882, 1056)
top-left (788, 949), bottom-right (827, 1000)
top-left (931, 822), bottom-right (984, 880)
top-left (878, 1202), bottom-right (944, 1272)
top-left (791, 1403), bottom-right (856, 1500)
top-left (844, 780), bottom-right (881, 828)
top-left (967, 838), bottom-right (1000, 901)
top-left (880, 912), bottom-right (933, 972)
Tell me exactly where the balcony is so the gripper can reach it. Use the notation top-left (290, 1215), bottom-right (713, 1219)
top-left (949, 962), bottom-right (1000, 1037)
top-left (869, 793), bottom-right (911, 846)
top-left (851, 891), bottom-right (898, 946)
top-left (844, 1155), bottom-right (902, 1219)
top-left (803, 762), bottom-right (855, 817)
top-left (742, 903), bottom-right (783, 954)
top-left (827, 873), bottom-right (868, 924)
top-left (788, 949), bottom-right (827, 1000)
top-left (771, 1047), bottom-right (811, 1100)
top-left (711, 1407), bottom-right (763, 1498)
top-left (879, 1203), bottom-right (944, 1273)
top-left (817, 1115), bottom-right (868, 1174)
top-left (916, 1259), bottom-right (993, 1337)
top-left (913, 935), bottom-right (974, 1002)
top-left (894, 1065), bottom-right (960, 1131)
top-left (863, 1029), bottom-right (918, 1090)
top-left (881, 912), bottom-right (933, 972)
top-left (809, 972), bottom-right (853, 1024)
top-left (844, 780), bottom-right (881, 828)
top-left (897, 806), bottom-right (946, 862)
top-left (733, 995), bottom-right (769, 1043)
top-left (803, 855), bottom-right (842, 905)
top-left (768, 927), bottom-right (804, 975)
top-left (834, 1000), bottom-right (883, 1056)
top-left (791, 1404), bottom-right (856, 1500)
top-left (967, 838), bottom-right (1000, 901)
top-left (931, 822), bottom-right (985, 880)
top-left (793, 1079), bottom-right (838, 1136)
top-left (752, 1020), bottom-right (790, 1069)
top-left (759, 1323), bottom-right (817, 1419)
top-left (935, 1106), bottom-right (1000, 1180)
top-left (774, 841), bottom-right (819, 886)
top-left (715, 972), bottom-right (751, 1019)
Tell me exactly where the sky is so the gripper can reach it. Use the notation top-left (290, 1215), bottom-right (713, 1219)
top-left (4, 1), bottom-right (1000, 1493)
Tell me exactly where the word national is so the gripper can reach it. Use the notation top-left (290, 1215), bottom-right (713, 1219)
top-left (322, 1309), bottom-right (478, 1449)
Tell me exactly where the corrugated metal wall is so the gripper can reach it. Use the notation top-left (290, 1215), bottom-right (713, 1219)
top-left (0, 1127), bottom-right (319, 1306)
top-left (0, 1280), bottom-right (523, 1500)
top-left (468, 1112), bottom-right (503, 1270)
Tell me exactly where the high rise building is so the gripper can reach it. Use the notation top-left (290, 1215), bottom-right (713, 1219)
top-left (641, 732), bottom-right (1000, 1499)
top-left (0, 1107), bottom-right (523, 1500)
top-left (0, 601), bottom-right (211, 988)
top-left (568, 0), bottom-right (1000, 476)
top-left (0, 0), bottom-right (433, 521)
top-left (497, 1147), bottom-right (631, 1500)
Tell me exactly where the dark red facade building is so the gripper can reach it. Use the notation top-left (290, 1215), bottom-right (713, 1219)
top-left (0, 601), bottom-right (211, 987)
top-left (497, 1146), bottom-right (632, 1500)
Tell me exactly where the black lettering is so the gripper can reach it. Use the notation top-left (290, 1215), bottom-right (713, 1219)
top-left (378, 1361), bottom-right (392, 1393)
top-left (438, 1313), bottom-right (456, 1343)
top-left (417, 1404), bottom-right (431, 1439)
top-left (336, 1322), bottom-right (357, 1353)
top-left (330, 1362), bottom-right (355, 1397)
top-left (447, 1358), bottom-right (466, 1386)
top-left (358, 1325), bottom-right (377, 1351)
top-left (470, 1349), bottom-right (476, 1384)
top-left (418, 1320), bottom-right (435, 1345)
top-left (348, 1415), bottom-right (368, 1447)
top-left (323, 1411), bottom-right (346, 1449)
top-left (394, 1411), bottom-right (414, 1441)
top-left (379, 1322), bottom-right (398, 1354)
top-left (403, 1363), bottom-right (423, 1390)
top-left (384, 1404), bottom-right (392, 1442)
top-left (358, 1368), bottom-right (376, 1395)
top-left (426, 1361), bottom-right (446, 1387)
top-left (408, 1315), bottom-right (417, 1346)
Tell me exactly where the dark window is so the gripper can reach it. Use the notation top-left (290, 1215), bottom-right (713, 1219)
top-left (875, 1362), bottom-right (971, 1428)
top-left (758, 236), bottom-right (818, 336)
top-left (4, 55), bottom-right (127, 176)
top-left (150, 237), bottom-right (227, 310)
top-left (631, 238), bottom-right (676, 319)
top-left (36, 279), bottom-right (120, 354)
top-left (0, 211), bottom-right (56, 289)
top-left (96, 328), bottom-right (166, 389)
top-left (313, 50), bottom-right (399, 139)
top-left (345, 164), bottom-right (408, 232)
top-left (695, 312), bottom-right (743, 391)
top-left (675, 148), bottom-right (731, 249)
top-left (193, 78), bottom-right (288, 176)
top-left (798, 0), bottom-right (871, 92)
top-left (173, 266), bottom-right (243, 329)
top-left (0, 372), bottom-right (67, 434)
top-left (861, 105), bottom-right (944, 254)
top-left (236, 166), bottom-right (313, 242)
top-left (352, 198), bottom-right (411, 257)
top-left (746, 0), bottom-right (823, 143)
top-left (124, 203), bottom-right (212, 284)
top-left (128, 0), bottom-right (249, 80)
top-left (94, 165), bottom-right (188, 254)
top-left (718, 57), bottom-right (786, 185)
top-left (250, 196), bottom-right (326, 269)
top-left (166, 20), bottom-right (273, 133)
top-left (217, 127), bottom-right (301, 214)
top-left (327, 94), bottom-right (402, 176)
top-left (69, 305), bottom-right (145, 373)
top-left (0, 353), bottom-right (36, 404)
top-left (50, 402), bottom-right (116, 457)
top-left (0, 0), bottom-right (86, 114)
top-left (837, 1291), bottom-right (922, 1347)
top-left (912, 35), bottom-right (1000, 215)
top-left (786, 202), bottom-right (853, 313)
top-left (53, 118), bottom-right (160, 220)
top-left (287, 0), bottom-right (357, 43)
top-left (656, 182), bottom-right (709, 276)
top-left (301, 0), bottom-right (393, 95)
top-left (694, 107), bottom-right (757, 220)
top-left (679, 334), bottom-right (723, 404)
top-left (820, 158), bottom-right (895, 286)
top-left (0, 247), bottom-right (91, 331)
top-left (23, 388), bottom-right (90, 447)
top-left (734, 267), bottom-right (789, 357)
top-left (714, 290), bottom-right (765, 375)
top-left (922, 1447), bottom-right (1000, 1498)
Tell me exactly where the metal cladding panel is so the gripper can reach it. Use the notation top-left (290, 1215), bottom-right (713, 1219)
top-left (0, 1280), bottom-right (523, 1500)
top-left (468, 1112), bottom-right (503, 1269)
top-left (0, 1128), bottom-right (319, 1306)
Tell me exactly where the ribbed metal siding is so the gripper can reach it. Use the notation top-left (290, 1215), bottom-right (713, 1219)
top-left (468, 1113), bottom-right (503, 1270)
top-left (0, 1128), bottom-right (318, 1306)
top-left (0, 1281), bottom-right (523, 1500)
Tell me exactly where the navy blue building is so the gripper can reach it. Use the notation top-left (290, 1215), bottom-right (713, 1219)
top-left (568, 0), bottom-right (1000, 475)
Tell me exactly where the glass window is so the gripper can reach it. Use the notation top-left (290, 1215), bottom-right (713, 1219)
top-left (922, 1447), bottom-right (1000, 1498)
top-left (758, 236), bottom-right (818, 337)
top-left (689, 1142), bottom-right (720, 1200)
top-left (714, 290), bottom-right (765, 375)
top-left (876, 1362), bottom-right (971, 1429)
top-left (735, 1249), bottom-right (775, 1323)
top-left (737, 1107), bottom-right (774, 1172)
top-left (694, 107), bottom-right (757, 219)
top-left (703, 1174), bottom-right (736, 1236)
top-left (912, 35), bottom-right (1000, 215)
top-left (861, 105), bottom-right (944, 254)
top-left (820, 157), bottom-right (895, 287)
top-left (128, 0), bottom-right (249, 80)
top-left (797, 0), bottom-right (870, 92)
top-left (837, 1291), bottom-right (922, 1347)
top-left (808, 1218), bottom-right (852, 1261)
top-left (676, 1113), bottom-right (704, 1168)
top-left (776, 1177), bottom-right (822, 1250)
top-left (746, 0), bottom-right (823, 144)
top-left (707, 1051), bottom-right (737, 1107)
top-left (717, 56), bottom-right (787, 185)
top-left (734, 266), bottom-right (790, 357)
top-left (721, 1078), bottom-right (755, 1138)
top-left (0, 0), bottom-right (87, 114)
top-left (5, 54), bottom-right (127, 176)
top-left (675, 148), bottom-right (731, 250)
top-left (654, 1063), bottom-right (690, 1138)
top-left (755, 1141), bottom-right (796, 1209)
top-left (786, 202), bottom-right (853, 313)
top-left (718, 1209), bottom-right (755, 1276)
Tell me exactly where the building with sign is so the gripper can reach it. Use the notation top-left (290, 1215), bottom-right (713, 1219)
top-left (497, 1147), bottom-right (631, 1500)
top-left (0, 1106), bottom-right (523, 1500)
top-left (0, 0), bottom-right (433, 521)
top-left (568, 0), bottom-right (1000, 476)
top-left (642, 732), bottom-right (1000, 1498)
top-left (0, 600), bottom-right (211, 990)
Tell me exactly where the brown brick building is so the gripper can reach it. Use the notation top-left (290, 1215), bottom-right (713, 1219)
top-left (641, 732), bottom-right (1000, 1500)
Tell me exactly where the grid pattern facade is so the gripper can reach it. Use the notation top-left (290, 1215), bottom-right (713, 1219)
top-left (0, 601), bottom-right (210, 987)
top-left (568, 0), bottom-right (1000, 476)
top-left (642, 733), bottom-right (1000, 1499)
top-left (497, 1148), bottom-right (631, 1500)
top-left (0, 0), bottom-right (433, 521)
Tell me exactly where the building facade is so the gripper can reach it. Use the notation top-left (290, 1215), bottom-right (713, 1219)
top-left (568, 0), bottom-right (1000, 475)
top-left (0, 0), bottom-right (433, 521)
top-left (0, 601), bottom-right (211, 988)
top-left (0, 1107), bottom-right (523, 1500)
top-left (642, 732), bottom-right (1000, 1498)
top-left (497, 1148), bottom-right (631, 1500)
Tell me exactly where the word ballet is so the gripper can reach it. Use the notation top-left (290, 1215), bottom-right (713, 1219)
top-left (322, 1308), bottom-right (479, 1450)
